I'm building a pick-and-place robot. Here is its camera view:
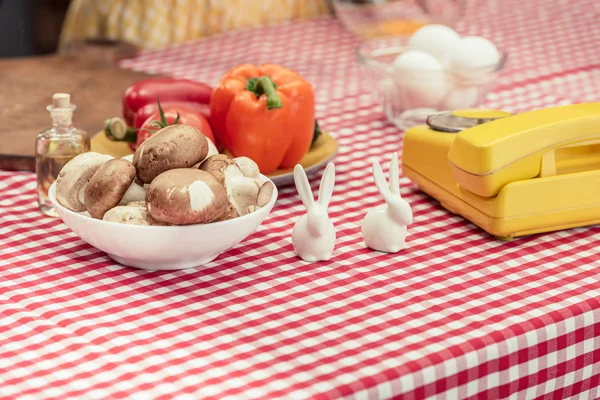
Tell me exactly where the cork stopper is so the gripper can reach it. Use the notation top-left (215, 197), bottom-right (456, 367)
top-left (53, 93), bottom-right (71, 108)
top-left (48, 92), bottom-right (76, 126)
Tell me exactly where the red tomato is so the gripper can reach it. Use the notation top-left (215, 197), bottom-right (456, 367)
top-left (133, 101), bottom-right (210, 130)
top-left (134, 106), bottom-right (216, 150)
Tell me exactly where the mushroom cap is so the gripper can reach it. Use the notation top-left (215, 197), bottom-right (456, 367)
top-left (85, 159), bottom-right (137, 219)
top-left (199, 154), bottom-right (243, 184)
top-left (146, 168), bottom-right (229, 225)
top-left (56, 152), bottom-right (114, 212)
top-left (192, 139), bottom-right (220, 168)
top-left (103, 205), bottom-right (168, 226)
top-left (133, 124), bottom-right (209, 184)
top-left (234, 157), bottom-right (260, 178)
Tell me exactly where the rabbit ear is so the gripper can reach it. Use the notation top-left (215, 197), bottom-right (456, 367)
top-left (294, 164), bottom-right (314, 210)
top-left (389, 152), bottom-right (400, 196)
top-left (317, 163), bottom-right (335, 209)
top-left (372, 159), bottom-right (391, 202)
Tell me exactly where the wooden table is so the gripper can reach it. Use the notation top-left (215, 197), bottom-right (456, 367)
top-left (1, 1), bottom-right (600, 398)
top-left (0, 43), bottom-right (154, 171)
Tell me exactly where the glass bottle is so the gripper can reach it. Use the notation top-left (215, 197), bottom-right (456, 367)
top-left (35, 93), bottom-right (90, 217)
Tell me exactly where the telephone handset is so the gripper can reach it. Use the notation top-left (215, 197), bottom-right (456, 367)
top-left (447, 103), bottom-right (600, 197)
top-left (402, 103), bottom-right (600, 239)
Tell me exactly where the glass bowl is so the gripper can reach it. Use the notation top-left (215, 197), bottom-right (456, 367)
top-left (333, 0), bottom-right (466, 39)
top-left (356, 37), bottom-right (507, 128)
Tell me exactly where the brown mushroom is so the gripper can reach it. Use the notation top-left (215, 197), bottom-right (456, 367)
top-left (103, 205), bottom-right (168, 226)
top-left (234, 157), bottom-right (260, 178)
top-left (200, 154), bottom-right (263, 219)
top-left (225, 181), bottom-right (273, 218)
top-left (192, 140), bottom-right (219, 168)
top-left (228, 176), bottom-right (263, 214)
top-left (257, 181), bottom-right (275, 207)
top-left (245, 205), bottom-right (258, 214)
top-left (120, 155), bottom-right (147, 191)
top-left (56, 152), bottom-right (114, 212)
top-left (126, 201), bottom-right (146, 207)
top-left (133, 124), bottom-right (210, 184)
top-left (200, 154), bottom-right (243, 181)
top-left (146, 168), bottom-right (229, 225)
top-left (84, 159), bottom-right (137, 219)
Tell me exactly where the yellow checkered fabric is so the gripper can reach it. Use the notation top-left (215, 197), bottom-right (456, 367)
top-left (59, 0), bottom-right (330, 50)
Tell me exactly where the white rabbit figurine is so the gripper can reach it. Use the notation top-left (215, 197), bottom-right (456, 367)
top-left (361, 152), bottom-right (413, 253)
top-left (292, 163), bottom-right (336, 262)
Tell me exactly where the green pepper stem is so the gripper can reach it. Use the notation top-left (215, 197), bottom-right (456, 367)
top-left (247, 76), bottom-right (282, 110)
top-left (104, 118), bottom-right (137, 142)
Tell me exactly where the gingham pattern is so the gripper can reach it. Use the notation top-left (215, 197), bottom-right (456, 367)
top-left (2, 0), bottom-right (600, 398)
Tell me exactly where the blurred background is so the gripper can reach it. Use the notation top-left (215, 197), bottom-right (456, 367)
top-left (0, 0), bottom-right (467, 57)
top-left (0, 0), bottom-right (334, 57)
top-left (0, 0), bottom-right (71, 57)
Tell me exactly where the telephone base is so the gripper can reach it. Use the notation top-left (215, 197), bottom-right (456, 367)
top-left (403, 165), bottom-right (600, 239)
top-left (494, 236), bottom-right (515, 241)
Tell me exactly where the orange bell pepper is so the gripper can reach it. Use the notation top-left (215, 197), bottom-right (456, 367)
top-left (210, 64), bottom-right (315, 174)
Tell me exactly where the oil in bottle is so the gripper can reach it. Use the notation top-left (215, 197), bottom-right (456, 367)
top-left (35, 93), bottom-right (90, 217)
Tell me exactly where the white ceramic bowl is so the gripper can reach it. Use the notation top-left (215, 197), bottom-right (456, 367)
top-left (48, 177), bottom-right (278, 270)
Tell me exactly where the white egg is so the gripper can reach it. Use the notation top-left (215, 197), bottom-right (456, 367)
top-left (440, 86), bottom-right (480, 110)
top-left (408, 24), bottom-right (461, 62)
top-left (445, 36), bottom-right (501, 85)
top-left (392, 50), bottom-right (447, 108)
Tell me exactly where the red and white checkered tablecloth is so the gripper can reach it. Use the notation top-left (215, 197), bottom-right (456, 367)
top-left (2, 0), bottom-right (600, 398)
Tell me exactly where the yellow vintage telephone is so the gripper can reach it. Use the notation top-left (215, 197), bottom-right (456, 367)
top-left (401, 103), bottom-right (600, 239)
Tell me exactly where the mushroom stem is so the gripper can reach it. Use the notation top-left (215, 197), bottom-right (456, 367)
top-left (120, 181), bottom-right (146, 205)
top-left (257, 181), bottom-right (274, 207)
top-left (77, 183), bottom-right (88, 206)
top-left (228, 176), bottom-right (260, 216)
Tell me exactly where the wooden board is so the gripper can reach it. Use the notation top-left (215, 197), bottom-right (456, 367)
top-left (0, 53), bottom-right (158, 171)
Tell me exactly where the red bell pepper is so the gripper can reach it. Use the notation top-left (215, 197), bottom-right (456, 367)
top-left (209, 63), bottom-right (315, 173)
top-left (123, 78), bottom-right (212, 126)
